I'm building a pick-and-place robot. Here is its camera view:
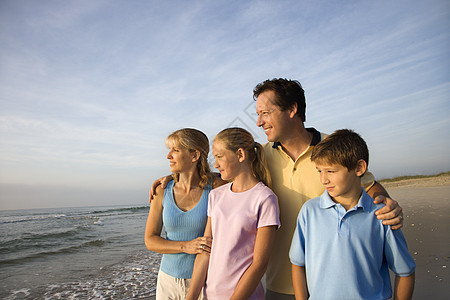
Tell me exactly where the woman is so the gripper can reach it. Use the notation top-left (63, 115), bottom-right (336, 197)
top-left (145, 128), bottom-right (225, 300)
top-left (187, 127), bottom-right (280, 300)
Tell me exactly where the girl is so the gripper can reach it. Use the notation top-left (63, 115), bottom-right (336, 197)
top-left (145, 128), bottom-right (225, 300)
top-left (187, 127), bottom-right (280, 300)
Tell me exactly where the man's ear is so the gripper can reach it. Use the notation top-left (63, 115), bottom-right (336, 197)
top-left (289, 103), bottom-right (298, 119)
top-left (355, 159), bottom-right (367, 177)
top-left (236, 148), bottom-right (246, 163)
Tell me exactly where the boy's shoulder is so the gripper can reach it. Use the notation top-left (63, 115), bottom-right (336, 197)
top-left (360, 190), bottom-right (385, 214)
top-left (304, 195), bottom-right (322, 207)
top-left (300, 195), bottom-right (323, 214)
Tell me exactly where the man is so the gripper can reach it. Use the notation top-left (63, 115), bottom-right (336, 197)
top-left (253, 78), bottom-right (402, 299)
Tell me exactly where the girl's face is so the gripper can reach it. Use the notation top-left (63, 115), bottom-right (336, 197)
top-left (212, 140), bottom-right (241, 181)
top-left (166, 142), bottom-right (196, 173)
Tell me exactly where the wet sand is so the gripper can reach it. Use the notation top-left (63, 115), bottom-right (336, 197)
top-left (384, 175), bottom-right (449, 299)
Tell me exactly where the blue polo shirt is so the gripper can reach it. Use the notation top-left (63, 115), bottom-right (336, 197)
top-left (289, 189), bottom-right (415, 300)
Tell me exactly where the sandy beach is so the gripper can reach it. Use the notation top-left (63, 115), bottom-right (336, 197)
top-left (382, 173), bottom-right (449, 299)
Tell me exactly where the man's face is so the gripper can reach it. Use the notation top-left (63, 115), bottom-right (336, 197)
top-left (256, 90), bottom-right (292, 143)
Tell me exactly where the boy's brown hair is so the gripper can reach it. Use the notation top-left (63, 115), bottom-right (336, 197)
top-left (311, 129), bottom-right (369, 172)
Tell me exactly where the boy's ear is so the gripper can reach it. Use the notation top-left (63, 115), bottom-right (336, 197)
top-left (236, 148), bottom-right (246, 163)
top-left (355, 159), bottom-right (367, 177)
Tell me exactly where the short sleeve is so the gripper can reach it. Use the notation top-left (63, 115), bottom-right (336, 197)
top-left (207, 191), bottom-right (214, 217)
top-left (289, 209), bottom-right (306, 266)
top-left (384, 227), bottom-right (416, 276)
top-left (257, 193), bottom-right (280, 229)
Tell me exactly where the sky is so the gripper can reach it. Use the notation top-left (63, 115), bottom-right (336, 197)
top-left (0, 0), bottom-right (449, 210)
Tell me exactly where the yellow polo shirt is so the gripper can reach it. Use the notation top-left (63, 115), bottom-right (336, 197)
top-left (264, 128), bottom-right (375, 295)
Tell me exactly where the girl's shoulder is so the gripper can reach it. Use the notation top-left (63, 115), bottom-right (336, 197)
top-left (210, 182), bottom-right (232, 195)
top-left (254, 182), bottom-right (278, 199)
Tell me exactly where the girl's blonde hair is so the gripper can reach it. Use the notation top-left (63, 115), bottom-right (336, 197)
top-left (165, 128), bottom-right (211, 188)
top-left (214, 127), bottom-right (272, 188)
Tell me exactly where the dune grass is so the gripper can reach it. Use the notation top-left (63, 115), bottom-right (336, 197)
top-left (379, 171), bottom-right (450, 183)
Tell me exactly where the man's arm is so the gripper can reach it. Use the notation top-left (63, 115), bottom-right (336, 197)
top-left (148, 175), bottom-right (173, 202)
top-left (394, 273), bottom-right (415, 300)
top-left (367, 182), bottom-right (403, 230)
top-left (149, 172), bottom-right (226, 202)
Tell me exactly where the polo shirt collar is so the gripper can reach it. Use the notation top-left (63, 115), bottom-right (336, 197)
top-left (358, 189), bottom-right (374, 212)
top-left (320, 191), bottom-right (338, 209)
top-left (272, 127), bottom-right (321, 148)
top-left (319, 188), bottom-right (373, 212)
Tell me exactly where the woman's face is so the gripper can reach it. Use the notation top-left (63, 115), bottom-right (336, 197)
top-left (166, 142), bottom-right (195, 173)
top-left (212, 140), bottom-right (241, 181)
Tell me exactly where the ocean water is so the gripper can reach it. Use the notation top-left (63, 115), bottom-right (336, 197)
top-left (0, 205), bottom-right (162, 299)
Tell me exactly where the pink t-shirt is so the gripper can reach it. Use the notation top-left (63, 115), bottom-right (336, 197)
top-left (205, 182), bottom-right (280, 299)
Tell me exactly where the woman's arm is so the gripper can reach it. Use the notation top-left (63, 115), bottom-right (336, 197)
top-left (367, 182), bottom-right (404, 230)
top-left (186, 218), bottom-right (213, 300)
top-left (394, 273), bottom-right (415, 300)
top-left (144, 186), bottom-right (211, 254)
top-left (230, 225), bottom-right (277, 300)
top-left (292, 265), bottom-right (308, 300)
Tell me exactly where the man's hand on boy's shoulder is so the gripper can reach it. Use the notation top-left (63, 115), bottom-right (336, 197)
top-left (374, 195), bottom-right (403, 230)
top-left (367, 182), bottom-right (403, 230)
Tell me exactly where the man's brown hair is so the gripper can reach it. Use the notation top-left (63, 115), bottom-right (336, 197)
top-left (253, 78), bottom-right (306, 122)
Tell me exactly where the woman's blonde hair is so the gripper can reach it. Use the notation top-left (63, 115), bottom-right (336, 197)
top-left (165, 128), bottom-right (211, 188)
top-left (214, 127), bottom-right (272, 188)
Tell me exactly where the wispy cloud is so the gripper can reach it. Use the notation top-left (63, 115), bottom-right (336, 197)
top-left (1, 0), bottom-right (449, 208)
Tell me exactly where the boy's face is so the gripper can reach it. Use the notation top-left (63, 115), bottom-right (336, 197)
top-left (315, 161), bottom-right (365, 201)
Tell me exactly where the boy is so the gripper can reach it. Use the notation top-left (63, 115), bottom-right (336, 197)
top-left (289, 129), bottom-right (415, 299)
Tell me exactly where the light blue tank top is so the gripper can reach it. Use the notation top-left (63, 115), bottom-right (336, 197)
top-left (160, 180), bottom-right (211, 278)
